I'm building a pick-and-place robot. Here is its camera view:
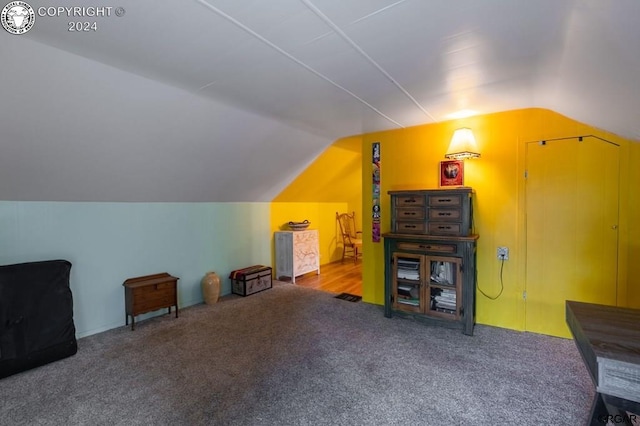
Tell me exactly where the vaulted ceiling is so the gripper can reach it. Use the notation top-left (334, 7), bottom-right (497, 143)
top-left (1, 0), bottom-right (639, 202)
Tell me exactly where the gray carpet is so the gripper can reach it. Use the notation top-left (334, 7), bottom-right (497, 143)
top-left (0, 282), bottom-right (593, 425)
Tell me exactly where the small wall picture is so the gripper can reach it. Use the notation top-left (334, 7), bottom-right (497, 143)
top-left (439, 160), bottom-right (464, 187)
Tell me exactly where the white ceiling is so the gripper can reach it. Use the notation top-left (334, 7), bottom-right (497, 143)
top-left (1, 0), bottom-right (639, 202)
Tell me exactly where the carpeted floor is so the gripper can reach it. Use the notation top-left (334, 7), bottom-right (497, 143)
top-left (0, 281), bottom-right (593, 425)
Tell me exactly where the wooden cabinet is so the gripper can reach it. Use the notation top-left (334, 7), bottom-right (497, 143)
top-left (384, 234), bottom-right (477, 335)
top-left (389, 187), bottom-right (472, 236)
top-left (274, 230), bottom-right (320, 284)
top-left (123, 273), bottom-right (179, 330)
top-left (384, 187), bottom-right (477, 335)
top-left (392, 252), bottom-right (462, 318)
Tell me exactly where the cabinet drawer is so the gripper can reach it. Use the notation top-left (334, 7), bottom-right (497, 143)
top-left (132, 283), bottom-right (176, 296)
top-left (428, 208), bottom-right (461, 221)
top-left (397, 242), bottom-right (457, 254)
top-left (428, 194), bottom-right (462, 207)
top-left (396, 208), bottom-right (426, 220)
top-left (428, 222), bottom-right (462, 235)
top-left (396, 221), bottom-right (427, 233)
top-left (389, 188), bottom-right (472, 238)
top-left (132, 288), bottom-right (175, 312)
top-left (395, 195), bottom-right (426, 207)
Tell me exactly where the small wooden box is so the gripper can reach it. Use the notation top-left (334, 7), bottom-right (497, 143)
top-left (229, 265), bottom-right (272, 296)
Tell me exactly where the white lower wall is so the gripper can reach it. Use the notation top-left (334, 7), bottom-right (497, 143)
top-left (0, 201), bottom-right (271, 337)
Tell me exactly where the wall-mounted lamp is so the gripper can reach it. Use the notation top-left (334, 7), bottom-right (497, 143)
top-left (445, 128), bottom-right (481, 160)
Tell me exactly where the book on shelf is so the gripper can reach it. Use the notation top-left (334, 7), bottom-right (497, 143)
top-left (397, 271), bottom-right (420, 280)
top-left (397, 258), bottom-right (420, 270)
top-left (430, 261), bottom-right (454, 285)
top-left (432, 287), bottom-right (456, 310)
top-left (397, 258), bottom-right (421, 281)
top-left (397, 285), bottom-right (413, 297)
top-left (434, 295), bottom-right (456, 303)
top-left (432, 288), bottom-right (455, 296)
top-left (397, 298), bottom-right (420, 306)
top-left (434, 301), bottom-right (456, 310)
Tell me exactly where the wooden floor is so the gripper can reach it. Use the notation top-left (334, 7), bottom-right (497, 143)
top-left (293, 260), bottom-right (362, 296)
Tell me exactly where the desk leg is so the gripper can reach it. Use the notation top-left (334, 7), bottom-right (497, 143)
top-left (126, 314), bottom-right (135, 331)
top-left (588, 392), bottom-right (635, 426)
top-left (589, 393), bottom-right (608, 425)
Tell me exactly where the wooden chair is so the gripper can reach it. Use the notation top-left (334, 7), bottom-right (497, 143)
top-left (336, 211), bottom-right (363, 263)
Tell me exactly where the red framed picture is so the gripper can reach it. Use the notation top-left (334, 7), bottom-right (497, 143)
top-left (439, 160), bottom-right (464, 187)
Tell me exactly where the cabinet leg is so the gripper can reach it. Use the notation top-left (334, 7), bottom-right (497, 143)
top-left (175, 306), bottom-right (179, 318)
top-left (384, 307), bottom-right (392, 318)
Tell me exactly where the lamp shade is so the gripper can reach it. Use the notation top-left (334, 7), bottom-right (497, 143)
top-left (445, 128), bottom-right (480, 160)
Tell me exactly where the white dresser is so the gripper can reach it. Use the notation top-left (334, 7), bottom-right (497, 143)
top-left (274, 230), bottom-right (320, 283)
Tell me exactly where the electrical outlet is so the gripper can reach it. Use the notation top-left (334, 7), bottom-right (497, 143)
top-left (497, 246), bottom-right (509, 260)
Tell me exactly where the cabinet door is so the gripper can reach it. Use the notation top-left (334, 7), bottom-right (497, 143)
top-left (392, 253), bottom-right (424, 313)
top-left (425, 256), bottom-right (462, 319)
top-left (293, 230), bottom-right (319, 276)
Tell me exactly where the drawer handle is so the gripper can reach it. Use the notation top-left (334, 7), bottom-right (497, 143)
top-left (438, 226), bottom-right (452, 230)
top-left (404, 212), bottom-right (417, 216)
top-left (405, 225), bottom-right (417, 228)
top-left (405, 198), bottom-right (417, 203)
top-left (437, 212), bottom-right (452, 216)
top-left (419, 245), bottom-right (432, 249)
top-left (437, 198), bottom-right (452, 202)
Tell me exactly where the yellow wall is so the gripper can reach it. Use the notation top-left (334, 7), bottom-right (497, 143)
top-left (272, 108), bottom-right (640, 333)
top-left (271, 136), bottom-right (363, 265)
top-left (360, 108), bottom-right (637, 332)
top-left (270, 202), bottom-right (349, 266)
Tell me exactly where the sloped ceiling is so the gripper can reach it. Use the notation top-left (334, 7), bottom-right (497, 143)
top-left (1, 0), bottom-right (639, 202)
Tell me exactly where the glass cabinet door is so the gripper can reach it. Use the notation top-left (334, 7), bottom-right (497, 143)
top-left (392, 253), bottom-right (424, 313)
top-left (427, 256), bottom-right (462, 319)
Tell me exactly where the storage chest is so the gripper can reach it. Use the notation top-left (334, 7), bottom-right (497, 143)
top-left (230, 265), bottom-right (273, 296)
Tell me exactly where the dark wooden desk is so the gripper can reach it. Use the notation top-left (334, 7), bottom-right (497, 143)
top-left (566, 301), bottom-right (640, 425)
top-left (123, 273), bottom-right (179, 330)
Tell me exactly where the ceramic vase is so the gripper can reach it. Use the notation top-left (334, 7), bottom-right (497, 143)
top-left (201, 271), bottom-right (221, 304)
